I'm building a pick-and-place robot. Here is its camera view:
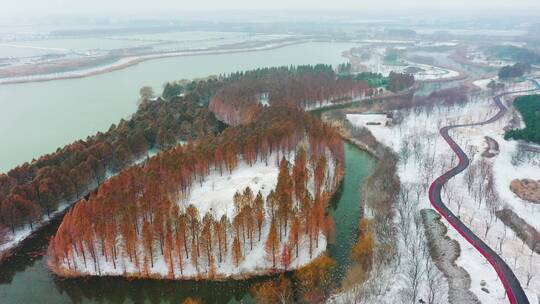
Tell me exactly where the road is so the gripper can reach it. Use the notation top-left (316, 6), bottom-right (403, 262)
top-left (428, 79), bottom-right (540, 304)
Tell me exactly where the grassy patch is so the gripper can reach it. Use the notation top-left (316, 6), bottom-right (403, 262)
top-left (353, 72), bottom-right (389, 88)
top-left (505, 94), bottom-right (540, 144)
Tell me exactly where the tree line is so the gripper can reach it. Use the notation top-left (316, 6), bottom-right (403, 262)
top-left (505, 94), bottom-right (540, 144)
top-left (486, 45), bottom-right (540, 65)
top-left (353, 71), bottom-right (414, 94)
top-left (48, 105), bottom-right (344, 279)
top-left (209, 64), bottom-right (370, 125)
top-left (0, 94), bottom-right (222, 236)
top-left (1, 64), bottom-right (353, 242)
top-left (498, 62), bottom-right (531, 79)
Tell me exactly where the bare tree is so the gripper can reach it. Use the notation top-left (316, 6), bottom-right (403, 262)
top-left (455, 196), bottom-right (464, 218)
top-left (139, 86), bottom-right (154, 100)
top-left (405, 215), bottom-right (427, 304)
top-left (425, 254), bottom-right (444, 304)
top-left (525, 261), bottom-right (535, 288)
top-left (484, 218), bottom-right (493, 238)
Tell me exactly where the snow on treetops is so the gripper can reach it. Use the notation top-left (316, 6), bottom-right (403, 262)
top-left (209, 67), bottom-right (369, 126)
top-left (47, 106), bottom-right (345, 280)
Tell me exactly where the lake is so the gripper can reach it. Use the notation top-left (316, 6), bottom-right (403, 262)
top-left (0, 41), bottom-right (357, 173)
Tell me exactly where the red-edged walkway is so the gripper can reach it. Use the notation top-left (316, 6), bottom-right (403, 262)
top-left (428, 79), bottom-right (540, 304)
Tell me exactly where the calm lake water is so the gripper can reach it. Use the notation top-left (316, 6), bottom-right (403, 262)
top-left (0, 142), bottom-right (373, 304)
top-left (0, 38), bottom-right (158, 57)
top-left (0, 42), bottom-right (357, 173)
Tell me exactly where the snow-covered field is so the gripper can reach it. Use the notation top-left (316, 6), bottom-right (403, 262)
top-left (0, 39), bottom-right (305, 84)
top-left (467, 51), bottom-right (514, 68)
top-left (342, 78), bottom-right (540, 303)
top-left (346, 113), bottom-right (390, 128)
top-left (473, 77), bottom-right (536, 91)
top-left (353, 47), bottom-right (460, 81)
top-left (416, 41), bottom-right (460, 48)
top-left (0, 201), bottom-right (71, 256)
top-left (54, 147), bottom-right (339, 279)
top-left (303, 93), bottom-right (367, 111)
top-left (184, 159), bottom-right (280, 220)
top-left (67, 216), bottom-right (327, 280)
top-left (473, 77), bottom-right (498, 90)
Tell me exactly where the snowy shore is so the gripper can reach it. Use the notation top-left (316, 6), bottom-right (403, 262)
top-left (51, 147), bottom-right (342, 280)
top-left (0, 149), bottom-right (159, 263)
top-left (0, 40), bottom-right (308, 85)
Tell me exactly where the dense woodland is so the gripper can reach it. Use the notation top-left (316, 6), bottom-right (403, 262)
top-left (486, 45), bottom-right (540, 64)
top-left (209, 64), bottom-right (370, 125)
top-left (386, 72), bottom-right (415, 93)
top-left (498, 62), bottom-right (531, 79)
top-left (505, 94), bottom-right (540, 144)
top-left (251, 255), bottom-right (337, 303)
top-left (48, 106), bottom-right (344, 280)
top-left (353, 72), bottom-right (389, 88)
top-left (0, 95), bottom-right (222, 235)
top-left (0, 64), bottom-right (360, 242)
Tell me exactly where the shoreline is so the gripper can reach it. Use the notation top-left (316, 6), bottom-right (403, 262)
top-left (0, 201), bottom-right (71, 265)
top-left (50, 251), bottom-right (328, 282)
top-left (0, 39), bottom-right (316, 85)
top-left (405, 55), bottom-right (469, 84)
top-left (0, 150), bottom-right (157, 265)
top-left (344, 49), bottom-right (465, 83)
top-left (48, 157), bottom-right (346, 282)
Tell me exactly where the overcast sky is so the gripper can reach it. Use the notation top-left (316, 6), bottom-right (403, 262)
top-left (2, 0), bottom-right (539, 18)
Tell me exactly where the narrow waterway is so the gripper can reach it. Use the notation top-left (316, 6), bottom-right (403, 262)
top-left (0, 142), bottom-right (373, 303)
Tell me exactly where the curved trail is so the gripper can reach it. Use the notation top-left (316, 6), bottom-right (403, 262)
top-left (428, 79), bottom-right (540, 304)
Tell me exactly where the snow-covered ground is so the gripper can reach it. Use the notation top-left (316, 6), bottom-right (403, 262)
top-left (346, 113), bottom-right (390, 127)
top-left (0, 148), bottom-right (160, 260)
top-left (184, 148), bottom-right (337, 222)
top-left (467, 51), bottom-right (514, 68)
top-left (184, 159), bottom-right (280, 220)
top-left (0, 39), bottom-right (306, 84)
top-left (54, 146), bottom-right (339, 280)
top-left (352, 47), bottom-right (460, 81)
top-left (342, 78), bottom-right (540, 303)
top-left (0, 201), bottom-right (71, 255)
top-left (474, 77), bottom-right (536, 91)
top-left (416, 41), bottom-right (460, 48)
top-left (304, 93), bottom-right (367, 111)
top-left (67, 216), bottom-right (327, 279)
top-left (359, 39), bottom-right (415, 45)
top-left (473, 77), bottom-right (498, 90)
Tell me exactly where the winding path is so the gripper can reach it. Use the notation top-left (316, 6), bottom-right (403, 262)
top-left (428, 79), bottom-right (540, 304)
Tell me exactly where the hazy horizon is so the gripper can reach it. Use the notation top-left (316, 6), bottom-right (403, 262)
top-left (2, 0), bottom-right (540, 19)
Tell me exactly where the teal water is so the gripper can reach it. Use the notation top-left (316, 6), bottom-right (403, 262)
top-left (328, 143), bottom-right (374, 282)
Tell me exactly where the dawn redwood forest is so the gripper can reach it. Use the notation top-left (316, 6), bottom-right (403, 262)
top-left (48, 105), bottom-right (345, 279)
top-left (0, 65), bottom-right (363, 239)
top-left (2, 4), bottom-right (540, 303)
top-left (1, 65), bottom-right (373, 285)
top-left (209, 65), bottom-right (370, 125)
top-left (0, 90), bottom-right (223, 235)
